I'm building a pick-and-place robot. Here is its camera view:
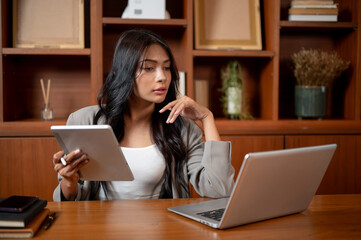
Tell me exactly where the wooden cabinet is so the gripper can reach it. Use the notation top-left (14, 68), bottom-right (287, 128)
top-left (279, 0), bottom-right (361, 120)
top-left (190, 135), bottom-right (284, 197)
top-left (0, 0), bottom-right (361, 200)
top-left (285, 135), bottom-right (361, 194)
top-left (0, 138), bottom-right (59, 200)
top-left (1, 0), bottom-right (360, 128)
top-left (0, 0), bottom-right (95, 123)
top-left (222, 135), bottom-right (284, 178)
top-left (193, 0), bottom-right (277, 120)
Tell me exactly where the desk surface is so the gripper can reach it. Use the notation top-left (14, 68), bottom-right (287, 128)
top-left (33, 194), bottom-right (361, 239)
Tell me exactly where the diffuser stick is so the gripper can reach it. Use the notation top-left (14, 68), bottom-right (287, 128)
top-left (40, 78), bottom-right (53, 120)
top-left (40, 79), bottom-right (51, 109)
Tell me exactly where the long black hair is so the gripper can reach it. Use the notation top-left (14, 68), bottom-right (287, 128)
top-left (94, 29), bottom-right (188, 198)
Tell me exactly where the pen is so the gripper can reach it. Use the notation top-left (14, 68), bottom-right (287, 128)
top-left (43, 212), bottom-right (56, 230)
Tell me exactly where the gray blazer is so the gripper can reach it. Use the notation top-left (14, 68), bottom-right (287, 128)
top-left (53, 105), bottom-right (235, 201)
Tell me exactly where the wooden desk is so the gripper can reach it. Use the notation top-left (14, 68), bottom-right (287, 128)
top-left (32, 195), bottom-right (360, 239)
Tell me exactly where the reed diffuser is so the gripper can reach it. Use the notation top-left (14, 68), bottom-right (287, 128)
top-left (40, 79), bottom-right (53, 120)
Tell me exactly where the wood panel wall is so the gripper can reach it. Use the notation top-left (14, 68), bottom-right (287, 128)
top-left (0, 138), bottom-right (60, 200)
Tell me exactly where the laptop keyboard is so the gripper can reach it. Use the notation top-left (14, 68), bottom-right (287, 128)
top-left (196, 208), bottom-right (225, 222)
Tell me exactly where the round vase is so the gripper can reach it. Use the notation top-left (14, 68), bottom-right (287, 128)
top-left (295, 86), bottom-right (327, 120)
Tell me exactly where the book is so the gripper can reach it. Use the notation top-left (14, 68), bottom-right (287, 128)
top-left (288, 14), bottom-right (337, 22)
top-left (0, 199), bottom-right (47, 228)
top-left (178, 71), bottom-right (186, 97)
top-left (291, 0), bottom-right (334, 5)
top-left (194, 79), bottom-right (209, 108)
top-left (0, 196), bottom-right (39, 213)
top-left (291, 4), bottom-right (337, 8)
top-left (289, 7), bottom-right (338, 15)
top-left (0, 208), bottom-right (49, 238)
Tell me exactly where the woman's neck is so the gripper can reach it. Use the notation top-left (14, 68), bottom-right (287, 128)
top-left (126, 98), bottom-right (154, 124)
top-left (120, 98), bottom-right (155, 148)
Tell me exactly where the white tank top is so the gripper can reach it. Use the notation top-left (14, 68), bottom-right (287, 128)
top-left (99, 144), bottom-right (166, 200)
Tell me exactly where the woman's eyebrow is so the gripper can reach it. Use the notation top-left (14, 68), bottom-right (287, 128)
top-left (143, 59), bottom-right (170, 63)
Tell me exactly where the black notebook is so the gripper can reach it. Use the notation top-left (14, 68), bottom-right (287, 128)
top-left (0, 199), bottom-right (47, 228)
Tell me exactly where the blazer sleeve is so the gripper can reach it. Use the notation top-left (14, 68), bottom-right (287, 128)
top-left (53, 175), bottom-right (93, 201)
top-left (183, 119), bottom-right (235, 198)
top-left (53, 106), bottom-right (100, 201)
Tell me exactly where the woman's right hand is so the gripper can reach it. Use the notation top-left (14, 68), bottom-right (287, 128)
top-left (53, 149), bottom-right (89, 200)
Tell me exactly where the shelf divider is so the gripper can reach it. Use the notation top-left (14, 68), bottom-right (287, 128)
top-left (102, 17), bottom-right (187, 28)
top-left (280, 21), bottom-right (358, 31)
top-left (2, 48), bottom-right (91, 56)
top-left (193, 50), bottom-right (274, 58)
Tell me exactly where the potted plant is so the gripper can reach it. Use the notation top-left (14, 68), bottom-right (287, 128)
top-left (291, 48), bottom-right (350, 119)
top-left (219, 60), bottom-right (253, 120)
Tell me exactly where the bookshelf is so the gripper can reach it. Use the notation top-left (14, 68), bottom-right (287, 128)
top-left (0, 0), bottom-right (361, 200)
top-left (1, 0), bottom-right (359, 127)
top-left (279, 0), bottom-right (360, 121)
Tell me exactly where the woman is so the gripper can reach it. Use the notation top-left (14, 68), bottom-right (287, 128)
top-left (52, 29), bottom-right (234, 201)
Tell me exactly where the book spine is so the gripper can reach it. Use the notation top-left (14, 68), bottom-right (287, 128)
top-left (291, 4), bottom-right (337, 9)
top-left (22, 200), bottom-right (47, 227)
top-left (291, 0), bottom-right (334, 5)
top-left (0, 200), bottom-right (47, 228)
top-left (178, 71), bottom-right (186, 97)
top-left (288, 14), bottom-right (338, 22)
top-left (194, 79), bottom-right (209, 108)
top-left (289, 8), bottom-right (338, 15)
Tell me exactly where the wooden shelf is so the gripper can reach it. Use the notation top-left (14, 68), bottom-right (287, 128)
top-left (280, 21), bottom-right (358, 31)
top-left (2, 118), bottom-right (361, 137)
top-left (2, 48), bottom-right (91, 56)
top-left (102, 18), bottom-right (187, 28)
top-left (0, 119), bottom-right (67, 137)
top-left (193, 50), bottom-right (274, 58)
top-left (215, 119), bottom-right (361, 135)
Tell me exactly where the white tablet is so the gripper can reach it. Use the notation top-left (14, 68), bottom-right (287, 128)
top-left (51, 125), bottom-right (134, 181)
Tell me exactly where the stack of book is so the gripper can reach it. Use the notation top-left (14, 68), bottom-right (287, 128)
top-left (288, 0), bottom-right (338, 22)
top-left (0, 196), bottom-right (48, 238)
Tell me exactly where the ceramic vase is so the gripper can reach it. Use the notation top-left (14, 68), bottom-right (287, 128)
top-left (295, 86), bottom-right (327, 120)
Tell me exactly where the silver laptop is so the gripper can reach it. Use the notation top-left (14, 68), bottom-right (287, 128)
top-left (168, 144), bottom-right (337, 229)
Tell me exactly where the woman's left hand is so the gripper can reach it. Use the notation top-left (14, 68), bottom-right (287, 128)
top-left (159, 96), bottom-right (211, 124)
